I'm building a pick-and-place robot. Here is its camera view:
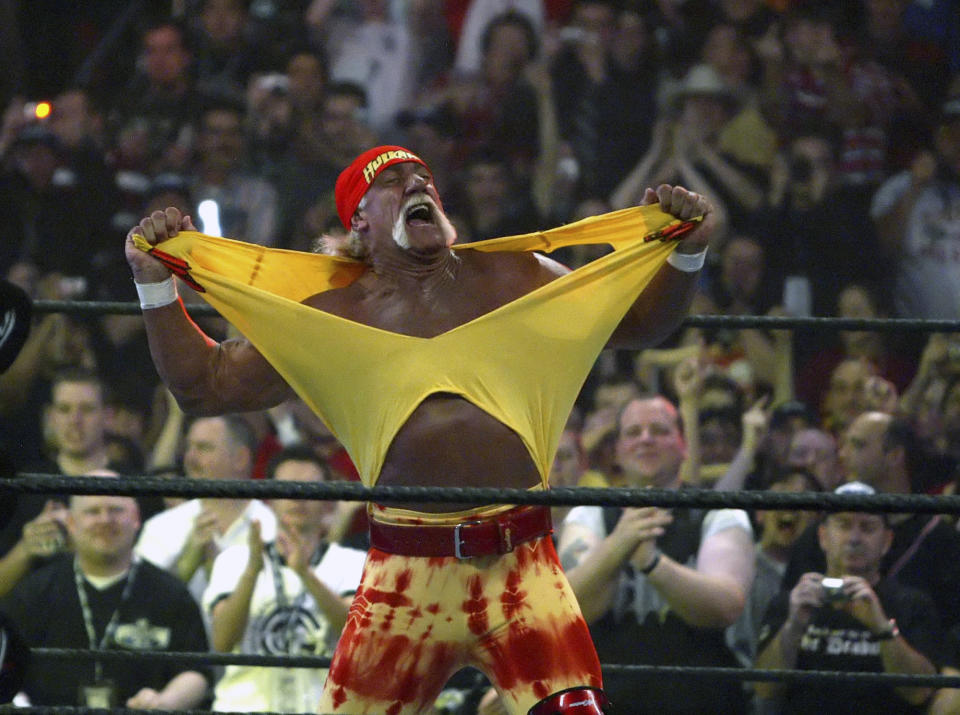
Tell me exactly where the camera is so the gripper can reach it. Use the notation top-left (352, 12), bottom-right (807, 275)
top-left (821, 577), bottom-right (849, 603)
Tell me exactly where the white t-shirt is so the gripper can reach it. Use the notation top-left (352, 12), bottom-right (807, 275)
top-left (563, 506), bottom-right (753, 624)
top-left (203, 541), bottom-right (367, 711)
top-left (134, 499), bottom-right (278, 607)
top-left (871, 171), bottom-right (960, 318)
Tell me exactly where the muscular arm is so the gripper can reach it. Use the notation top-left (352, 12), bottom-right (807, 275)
top-left (126, 208), bottom-right (292, 414)
top-left (608, 185), bottom-right (716, 350)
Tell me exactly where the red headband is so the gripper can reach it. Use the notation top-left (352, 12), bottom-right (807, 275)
top-left (335, 145), bottom-right (430, 230)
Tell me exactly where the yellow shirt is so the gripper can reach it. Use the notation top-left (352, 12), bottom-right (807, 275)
top-left (135, 205), bottom-right (692, 486)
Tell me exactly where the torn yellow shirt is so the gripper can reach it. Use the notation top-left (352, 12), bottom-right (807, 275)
top-left (135, 205), bottom-right (688, 486)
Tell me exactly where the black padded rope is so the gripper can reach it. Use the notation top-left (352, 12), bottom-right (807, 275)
top-left (7, 473), bottom-right (960, 514)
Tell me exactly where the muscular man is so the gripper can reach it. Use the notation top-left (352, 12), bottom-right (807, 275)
top-left (124, 144), bottom-right (715, 714)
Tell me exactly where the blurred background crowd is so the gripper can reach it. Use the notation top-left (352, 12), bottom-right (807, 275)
top-left (2, 0), bottom-right (960, 712)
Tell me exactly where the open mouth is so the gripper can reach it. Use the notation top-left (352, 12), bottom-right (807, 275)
top-left (405, 201), bottom-right (435, 226)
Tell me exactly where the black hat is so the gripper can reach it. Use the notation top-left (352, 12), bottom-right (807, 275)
top-left (0, 280), bottom-right (32, 373)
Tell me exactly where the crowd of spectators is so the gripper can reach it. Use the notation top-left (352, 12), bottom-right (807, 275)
top-left (2, 0), bottom-right (960, 711)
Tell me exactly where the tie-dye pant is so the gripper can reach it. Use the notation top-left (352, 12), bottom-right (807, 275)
top-left (317, 513), bottom-right (602, 715)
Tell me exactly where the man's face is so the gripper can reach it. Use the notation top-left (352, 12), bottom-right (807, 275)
top-left (271, 459), bottom-right (335, 533)
top-left (287, 53), bottom-right (325, 110)
top-left (721, 237), bottom-right (763, 302)
top-left (358, 162), bottom-right (456, 253)
top-left (143, 25), bottom-right (191, 87)
top-left (615, 398), bottom-right (686, 487)
top-left (68, 495), bottom-right (140, 563)
top-left (818, 512), bottom-right (891, 578)
top-left (322, 95), bottom-right (364, 146)
top-left (787, 429), bottom-right (839, 490)
top-left (838, 413), bottom-right (889, 485)
top-left (200, 109), bottom-right (244, 169)
top-left (758, 473), bottom-right (815, 551)
top-left (823, 360), bottom-right (872, 431)
top-left (183, 417), bottom-right (249, 480)
top-left (49, 381), bottom-right (106, 460)
top-left (465, 162), bottom-right (510, 208)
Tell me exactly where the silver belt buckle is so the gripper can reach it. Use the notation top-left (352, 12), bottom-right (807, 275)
top-left (453, 520), bottom-right (482, 559)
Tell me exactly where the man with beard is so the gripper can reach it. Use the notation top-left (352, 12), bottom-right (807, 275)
top-left (124, 144), bottom-right (715, 714)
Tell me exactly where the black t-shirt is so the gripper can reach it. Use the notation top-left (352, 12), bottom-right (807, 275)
top-left (757, 578), bottom-right (943, 715)
top-left (590, 507), bottom-right (747, 714)
top-left (783, 514), bottom-right (960, 629)
top-left (1, 554), bottom-right (212, 705)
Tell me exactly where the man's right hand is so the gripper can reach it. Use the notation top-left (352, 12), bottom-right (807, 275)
top-left (21, 500), bottom-right (68, 557)
top-left (125, 207), bottom-right (197, 284)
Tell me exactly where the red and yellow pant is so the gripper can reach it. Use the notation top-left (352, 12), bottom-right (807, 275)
top-left (318, 508), bottom-right (602, 715)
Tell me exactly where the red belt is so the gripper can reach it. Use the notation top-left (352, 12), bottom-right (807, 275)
top-left (368, 506), bottom-right (553, 559)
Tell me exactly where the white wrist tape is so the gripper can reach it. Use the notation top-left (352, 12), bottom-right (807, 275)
top-left (135, 277), bottom-right (178, 310)
top-left (667, 248), bottom-right (707, 273)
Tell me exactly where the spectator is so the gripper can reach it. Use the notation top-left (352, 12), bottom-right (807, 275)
top-left (785, 427), bottom-right (841, 491)
top-left (726, 467), bottom-right (820, 673)
top-left (1, 482), bottom-right (212, 707)
top-left (679, 234), bottom-right (781, 393)
top-left (135, 415), bottom-right (278, 606)
top-left (327, 0), bottom-right (417, 133)
top-left (0, 119), bottom-right (113, 280)
top-left (0, 368), bottom-right (163, 597)
top-left (871, 94), bottom-right (960, 320)
top-left (784, 412), bottom-right (960, 629)
top-left (191, 0), bottom-right (261, 103)
top-left (191, 95), bottom-right (280, 246)
top-left (203, 446), bottom-right (366, 711)
top-left (796, 282), bottom-right (916, 415)
top-left (820, 356), bottom-right (879, 435)
top-left (755, 128), bottom-right (885, 319)
top-left (558, 395), bottom-right (754, 712)
top-left (552, 0), bottom-right (660, 200)
top-left (458, 145), bottom-right (540, 241)
top-left (755, 481), bottom-right (941, 715)
top-left (110, 18), bottom-right (200, 174)
top-left (611, 63), bottom-right (768, 234)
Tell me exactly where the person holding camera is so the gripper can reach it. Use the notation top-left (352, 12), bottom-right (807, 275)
top-left (754, 481), bottom-right (942, 715)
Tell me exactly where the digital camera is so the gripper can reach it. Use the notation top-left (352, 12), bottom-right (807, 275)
top-left (821, 577), bottom-right (849, 602)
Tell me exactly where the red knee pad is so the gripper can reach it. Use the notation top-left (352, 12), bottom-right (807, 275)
top-left (527, 686), bottom-right (611, 714)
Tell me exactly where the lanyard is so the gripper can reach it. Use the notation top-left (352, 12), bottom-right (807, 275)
top-left (265, 542), bottom-right (326, 653)
top-left (73, 558), bottom-right (140, 681)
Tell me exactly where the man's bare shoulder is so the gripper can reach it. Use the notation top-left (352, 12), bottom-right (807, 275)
top-left (460, 246), bottom-right (569, 288)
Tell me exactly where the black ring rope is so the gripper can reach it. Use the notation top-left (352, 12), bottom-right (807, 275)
top-left (31, 299), bottom-right (960, 333)
top-left (26, 647), bottom-right (960, 687)
top-left (7, 473), bottom-right (960, 514)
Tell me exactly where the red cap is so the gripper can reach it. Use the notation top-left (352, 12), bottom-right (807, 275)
top-left (334, 146), bottom-right (430, 230)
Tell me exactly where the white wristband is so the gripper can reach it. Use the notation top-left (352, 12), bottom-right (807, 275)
top-left (135, 277), bottom-right (178, 310)
top-left (667, 248), bottom-right (707, 273)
